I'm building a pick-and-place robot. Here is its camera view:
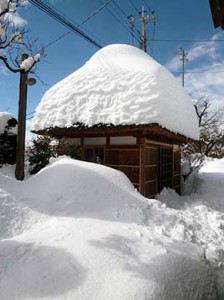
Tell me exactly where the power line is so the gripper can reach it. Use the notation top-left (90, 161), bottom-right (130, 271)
top-left (97, 0), bottom-right (140, 44)
top-left (111, 0), bottom-right (142, 41)
top-left (28, 0), bottom-right (103, 49)
top-left (173, 68), bottom-right (224, 74)
top-left (45, 0), bottom-right (111, 49)
top-left (26, 111), bottom-right (35, 116)
top-left (128, 0), bottom-right (139, 14)
top-left (149, 38), bottom-right (224, 43)
top-left (143, 0), bottom-right (153, 13)
top-left (80, 0), bottom-right (112, 27)
top-left (148, 17), bottom-right (156, 55)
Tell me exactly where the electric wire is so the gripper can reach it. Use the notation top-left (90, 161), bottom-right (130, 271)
top-left (149, 17), bottom-right (156, 55)
top-left (143, 0), bottom-right (153, 13)
top-left (147, 14), bottom-right (157, 56)
top-left (44, 0), bottom-right (111, 49)
top-left (173, 68), bottom-right (224, 74)
top-left (97, 0), bottom-right (141, 44)
top-left (113, 0), bottom-right (142, 36)
top-left (28, 0), bottom-right (103, 49)
top-left (26, 111), bottom-right (35, 116)
top-left (150, 38), bottom-right (224, 43)
top-left (128, 0), bottom-right (139, 14)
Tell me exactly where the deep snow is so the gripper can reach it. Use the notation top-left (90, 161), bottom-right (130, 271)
top-left (0, 157), bottom-right (224, 299)
top-left (32, 44), bottom-right (199, 140)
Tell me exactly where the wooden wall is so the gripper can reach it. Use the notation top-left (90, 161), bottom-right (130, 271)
top-left (144, 144), bottom-right (159, 198)
top-left (81, 136), bottom-right (181, 198)
top-left (105, 145), bottom-right (141, 191)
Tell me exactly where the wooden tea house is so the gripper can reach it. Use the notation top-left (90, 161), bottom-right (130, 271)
top-left (32, 44), bottom-right (199, 198)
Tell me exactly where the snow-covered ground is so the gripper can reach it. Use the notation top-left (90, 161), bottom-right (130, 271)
top-left (0, 157), bottom-right (224, 300)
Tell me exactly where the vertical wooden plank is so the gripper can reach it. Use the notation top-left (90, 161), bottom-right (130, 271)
top-left (172, 147), bottom-right (181, 194)
top-left (145, 143), bottom-right (159, 198)
top-left (139, 137), bottom-right (146, 196)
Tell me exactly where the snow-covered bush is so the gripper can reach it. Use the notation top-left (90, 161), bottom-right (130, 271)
top-left (27, 136), bottom-right (81, 175)
top-left (181, 153), bottom-right (205, 195)
top-left (183, 96), bottom-right (224, 159)
top-left (56, 138), bottom-right (81, 160)
top-left (0, 112), bottom-right (17, 166)
top-left (181, 97), bottom-right (224, 190)
top-left (27, 136), bottom-right (56, 174)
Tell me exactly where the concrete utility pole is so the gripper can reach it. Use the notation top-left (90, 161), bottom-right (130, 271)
top-left (178, 46), bottom-right (188, 87)
top-left (140, 6), bottom-right (149, 52)
top-left (15, 53), bottom-right (28, 181)
top-left (128, 6), bottom-right (156, 53)
top-left (15, 54), bottom-right (36, 181)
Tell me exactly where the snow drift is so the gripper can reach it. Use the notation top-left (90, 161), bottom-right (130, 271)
top-left (0, 157), bottom-right (224, 299)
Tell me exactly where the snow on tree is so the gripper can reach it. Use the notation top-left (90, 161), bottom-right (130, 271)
top-left (182, 96), bottom-right (224, 180)
top-left (0, 112), bottom-right (17, 165)
top-left (0, 0), bottom-right (42, 74)
top-left (183, 96), bottom-right (224, 158)
top-left (27, 136), bottom-right (56, 175)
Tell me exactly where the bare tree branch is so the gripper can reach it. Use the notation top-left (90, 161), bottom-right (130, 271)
top-left (183, 96), bottom-right (224, 160)
top-left (0, 55), bottom-right (20, 72)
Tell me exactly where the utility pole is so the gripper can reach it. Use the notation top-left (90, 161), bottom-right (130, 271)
top-left (140, 6), bottom-right (148, 52)
top-left (15, 53), bottom-right (36, 181)
top-left (178, 46), bottom-right (188, 87)
top-left (128, 6), bottom-right (156, 53)
top-left (15, 53), bottom-right (28, 181)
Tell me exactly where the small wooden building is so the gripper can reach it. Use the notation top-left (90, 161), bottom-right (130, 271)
top-left (37, 124), bottom-right (187, 198)
top-left (32, 44), bottom-right (199, 198)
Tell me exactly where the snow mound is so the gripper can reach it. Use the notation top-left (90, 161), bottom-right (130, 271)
top-left (15, 156), bottom-right (147, 223)
top-left (200, 158), bottom-right (224, 174)
top-left (1, 157), bottom-right (224, 299)
top-left (196, 158), bottom-right (224, 213)
top-left (32, 44), bottom-right (199, 140)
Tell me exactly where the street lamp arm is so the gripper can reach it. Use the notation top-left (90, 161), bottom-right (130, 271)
top-left (0, 55), bottom-right (39, 74)
top-left (0, 55), bottom-right (20, 73)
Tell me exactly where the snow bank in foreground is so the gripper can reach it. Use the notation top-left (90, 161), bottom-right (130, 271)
top-left (0, 157), bottom-right (224, 299)
top-left (32, 44), bottom-right (199, 140)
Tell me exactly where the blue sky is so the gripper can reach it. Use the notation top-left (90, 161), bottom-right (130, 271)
top-left (0, 0), bottom-right (224, 128)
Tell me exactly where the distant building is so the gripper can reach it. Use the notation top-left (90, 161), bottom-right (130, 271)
top-left (32, 44), bottom-right (199, 198)
top-left (0, 112), bottom-right (17, 165)
top-left (209, 0), bottom-right (224, 29)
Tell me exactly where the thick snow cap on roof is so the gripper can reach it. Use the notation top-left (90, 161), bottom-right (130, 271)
top-left (32, 44), bottom-right (199, 140)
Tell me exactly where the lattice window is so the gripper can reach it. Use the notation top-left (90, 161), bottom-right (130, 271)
top-left (159, 146), bottom-right (172, 191)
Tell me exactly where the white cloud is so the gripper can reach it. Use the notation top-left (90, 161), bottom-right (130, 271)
top-left (185, 69), bottom-right (224, 103)
top-left (166, 32), bottom-right (224, 104)
top-left (166, 32), bottom-right (224, 71)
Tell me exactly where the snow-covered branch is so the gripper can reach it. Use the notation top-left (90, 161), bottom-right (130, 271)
top-left (183, 96), bottom-right (224, 161)
top-left (0, 0), bottom-right (43, 75)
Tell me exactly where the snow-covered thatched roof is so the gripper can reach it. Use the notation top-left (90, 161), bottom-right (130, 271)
top-left (32, 44), bottom-right (199, 140)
